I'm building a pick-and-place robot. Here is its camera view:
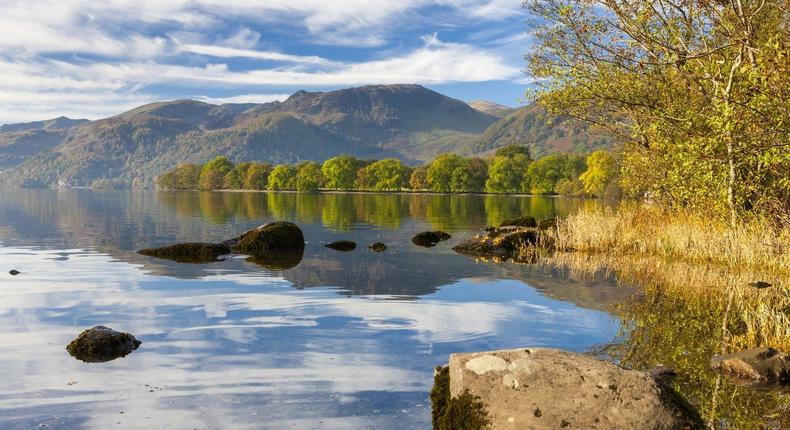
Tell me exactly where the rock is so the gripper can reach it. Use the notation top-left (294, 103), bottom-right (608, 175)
top-left (325, 240), bottom-right (357, 252)
top-left (245, 249), bottom-right (304, 270)
top-left (748, 281), bottom-right (773, 289)
top-left (453, 230), bottom-right (539, 261)
top-left (369, 242), bottom-right (387, 252)
top-left (138, 242), bottom-right (231, 263)
top-left (710, 347), bottom-right (790, 387)
top-left (437, 348), bottom-right (702, 429)
top-left (9, 269), bottom-right (20, 275)
top-left (66, 326), bottom-right (142, 363)
top-left (434, 231), bottom-right (452, 241)
top-left (412, 231), bottom-right (450, 247)
top-left (228, 222), bottom-right (305, 254)
top-left (538, 218), bottom-right (557, 230)
top-left (501, 216), bottom-right (537, 228)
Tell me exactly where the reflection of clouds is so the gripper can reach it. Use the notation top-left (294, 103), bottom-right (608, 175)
top-left (0, 247), bottom-right (618, 429)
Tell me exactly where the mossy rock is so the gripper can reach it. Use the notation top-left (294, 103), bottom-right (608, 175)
top-left (325, 240), bottom-right (357, 252)
top-left (66, 326), bottom-right (141, 363)
top-left (434, 231), bottom-right (452, 241)
top-left (431, 365), bottom-right (491, 430)
top-left (138, 242), bottom-right (231, 263)
top-left (538, 218), bottom-right (557, 230)
top-left (369, 242), bottom-right (387, 252)
top-left (245, 249), bottom-right (304, 270)
top-left (230, 222), bottom-right (305, 254)
top-left (500, 216), bottom-right (537, 228)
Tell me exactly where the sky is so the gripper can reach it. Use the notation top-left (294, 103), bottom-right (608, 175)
top-left (0, 0), bottom-right (534, 125)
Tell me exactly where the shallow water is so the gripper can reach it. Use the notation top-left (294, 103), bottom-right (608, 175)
top-left (0, 189), bottom-right (627, 429)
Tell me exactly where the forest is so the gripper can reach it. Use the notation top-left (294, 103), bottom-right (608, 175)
top-left (156, 145), bottom-right (619, 197)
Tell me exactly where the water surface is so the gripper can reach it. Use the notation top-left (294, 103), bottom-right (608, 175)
top-left (0, 190), bottom-right (624, 429)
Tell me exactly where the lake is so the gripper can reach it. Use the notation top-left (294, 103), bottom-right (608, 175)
top-left (0, 189), bottom-right (630, 429)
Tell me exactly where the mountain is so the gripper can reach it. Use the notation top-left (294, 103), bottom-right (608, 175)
top-left (468, 101), bottom-right (516, 118)
top-left (0, 85), bottom-right (612, 188)
top-left (474, 103), bottom-right (610, 158)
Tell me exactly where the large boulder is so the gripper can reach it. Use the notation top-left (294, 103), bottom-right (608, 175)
top-left (412, 231), bottom-right (452, 247)
top-left (66, 326), bottom-right (142, 363)
top-left (138, 242), bottom-right (231, 263)
top-left (228, 222), bottom-right (305, 254)
top-left (710, 347), bottom-right (790, 387)
top-left (369, 242), bottom-right (387, 252)
top-left (435, 348), bottom-right (702, 429)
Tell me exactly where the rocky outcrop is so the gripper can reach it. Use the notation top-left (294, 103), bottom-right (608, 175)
top-left (710, 347), bottom-right (790, 387)
top-left (138, 222), bottom-right (305, 265)
top-left (325, 240), bottom-right (357, 252)
top-left (138, 242), bottom-right (231, 263)
top-left (453, 227), bottom-right (540, 262)
top-left (369, 242), bottom-right (387, 252)
top-left (66, 326), bottom-right (142, 363)
top-left (412, 231), bottom-right (452, 247)
top-left (435, 348), bottom-right (702, 429)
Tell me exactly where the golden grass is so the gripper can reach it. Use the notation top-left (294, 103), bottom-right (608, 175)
top-left (539, 204), bottom-right (790, 351)
top-left (551, 204), bottom-right (790, 274)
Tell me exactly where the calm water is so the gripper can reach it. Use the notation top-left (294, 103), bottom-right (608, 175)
top-left (0, 189), bottom-right (625, 429)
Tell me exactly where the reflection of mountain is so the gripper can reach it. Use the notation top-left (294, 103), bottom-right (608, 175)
top-left (0, 189), bottom-right (626, 309)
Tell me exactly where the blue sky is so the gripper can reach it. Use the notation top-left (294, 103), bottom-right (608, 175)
top-left (0, 1), bottom-right (533, 124)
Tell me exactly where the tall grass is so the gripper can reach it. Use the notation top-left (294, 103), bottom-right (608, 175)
top-left (552, 204), bottom-right (790, 274)
top-left (539, 204), bottom-right (790, 350)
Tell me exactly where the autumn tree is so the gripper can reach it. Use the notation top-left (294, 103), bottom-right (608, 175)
top-left (244, 163), bottom-right (273, 190)
top-left (199, 156), bottom-right (234, 190)
top-left (579, 150), bottom-right (618, 197)
top-left (525, 0), bottom-right (790, 222)
top-left (322, 155), bottom-right (360, 190)
top-left (296, 161), bottom-right (324, 192)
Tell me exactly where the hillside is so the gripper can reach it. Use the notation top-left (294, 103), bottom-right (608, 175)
top-left (475, 103), bottom-right (611, 157)
top-left (0, 85), bottom-right (612, 188)
top-left (468, 101), bottom-right (516, 118)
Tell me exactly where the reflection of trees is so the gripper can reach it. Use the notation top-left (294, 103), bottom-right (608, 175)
top-left (548, 253), bottom-right (790, 428)
top-left (321, 193), bottom-right (355, 231)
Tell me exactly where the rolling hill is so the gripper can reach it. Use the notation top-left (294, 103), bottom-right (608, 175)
top-left (0, 84), bottom-right (612, 188)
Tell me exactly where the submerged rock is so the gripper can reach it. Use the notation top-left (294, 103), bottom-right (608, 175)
top-left (325, 240), bottom-right (357, 252)
top-left (412, 231), bottom-right (451, 247)
top-left (437, 348), bottom-right (702, 429)
top-left (228, 222), bottom-right (305, 254)
top-left (138, 242), bottom-right (231, 263)
top-left (66, 326), bottom-right (141, 363)
top-left (369, 242), bottom-right (387, 252)
top-left (500, 216), bottom-right (537, 228)
top-left (9, 269), bottom-right (20, 275)
top-left (245, 249), bottom-right (304, 270)
top-left (710, 347), bottom-right (790, 387)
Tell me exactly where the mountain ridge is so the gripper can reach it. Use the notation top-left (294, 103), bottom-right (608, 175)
top-left (0, 84), bottom-right (611, 188)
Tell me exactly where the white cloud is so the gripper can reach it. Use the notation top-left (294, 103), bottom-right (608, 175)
top-left (178, 44), bottom-right (341, 67)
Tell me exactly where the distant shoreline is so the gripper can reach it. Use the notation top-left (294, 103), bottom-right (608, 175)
top-left (158, 188), bottom-right (583, 198)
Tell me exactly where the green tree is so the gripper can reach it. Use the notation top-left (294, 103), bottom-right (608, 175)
top-left (465, 158), bottom-right (489, 193)
top-left (199, 156), bottom-right (234, 190)
top-left (579, 150), bottom-right (618, 197)
top-left (524, 154), bottom-right (585, 194)
top-left (495, 145), bottom-right (532, 160)
top-left (296, 161), bottom-right (324, 192)
top-left (267, 164), bottom-right (297, 191)
top-left (485, 155), bottom-right (530, 193)
top-left (355, 158), bottom-right (410, 191)
top-left (427, 153), bottom-right (467, 192)
top-left (244, 163), bottom-right (273, 190)
top-left (223, 162), bottom-right (252, 189)
top-left (321, 155), bottom-right (360, 190)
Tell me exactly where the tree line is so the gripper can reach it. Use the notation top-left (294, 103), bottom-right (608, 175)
top-left (157, 145), bottom-right (618, 196)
